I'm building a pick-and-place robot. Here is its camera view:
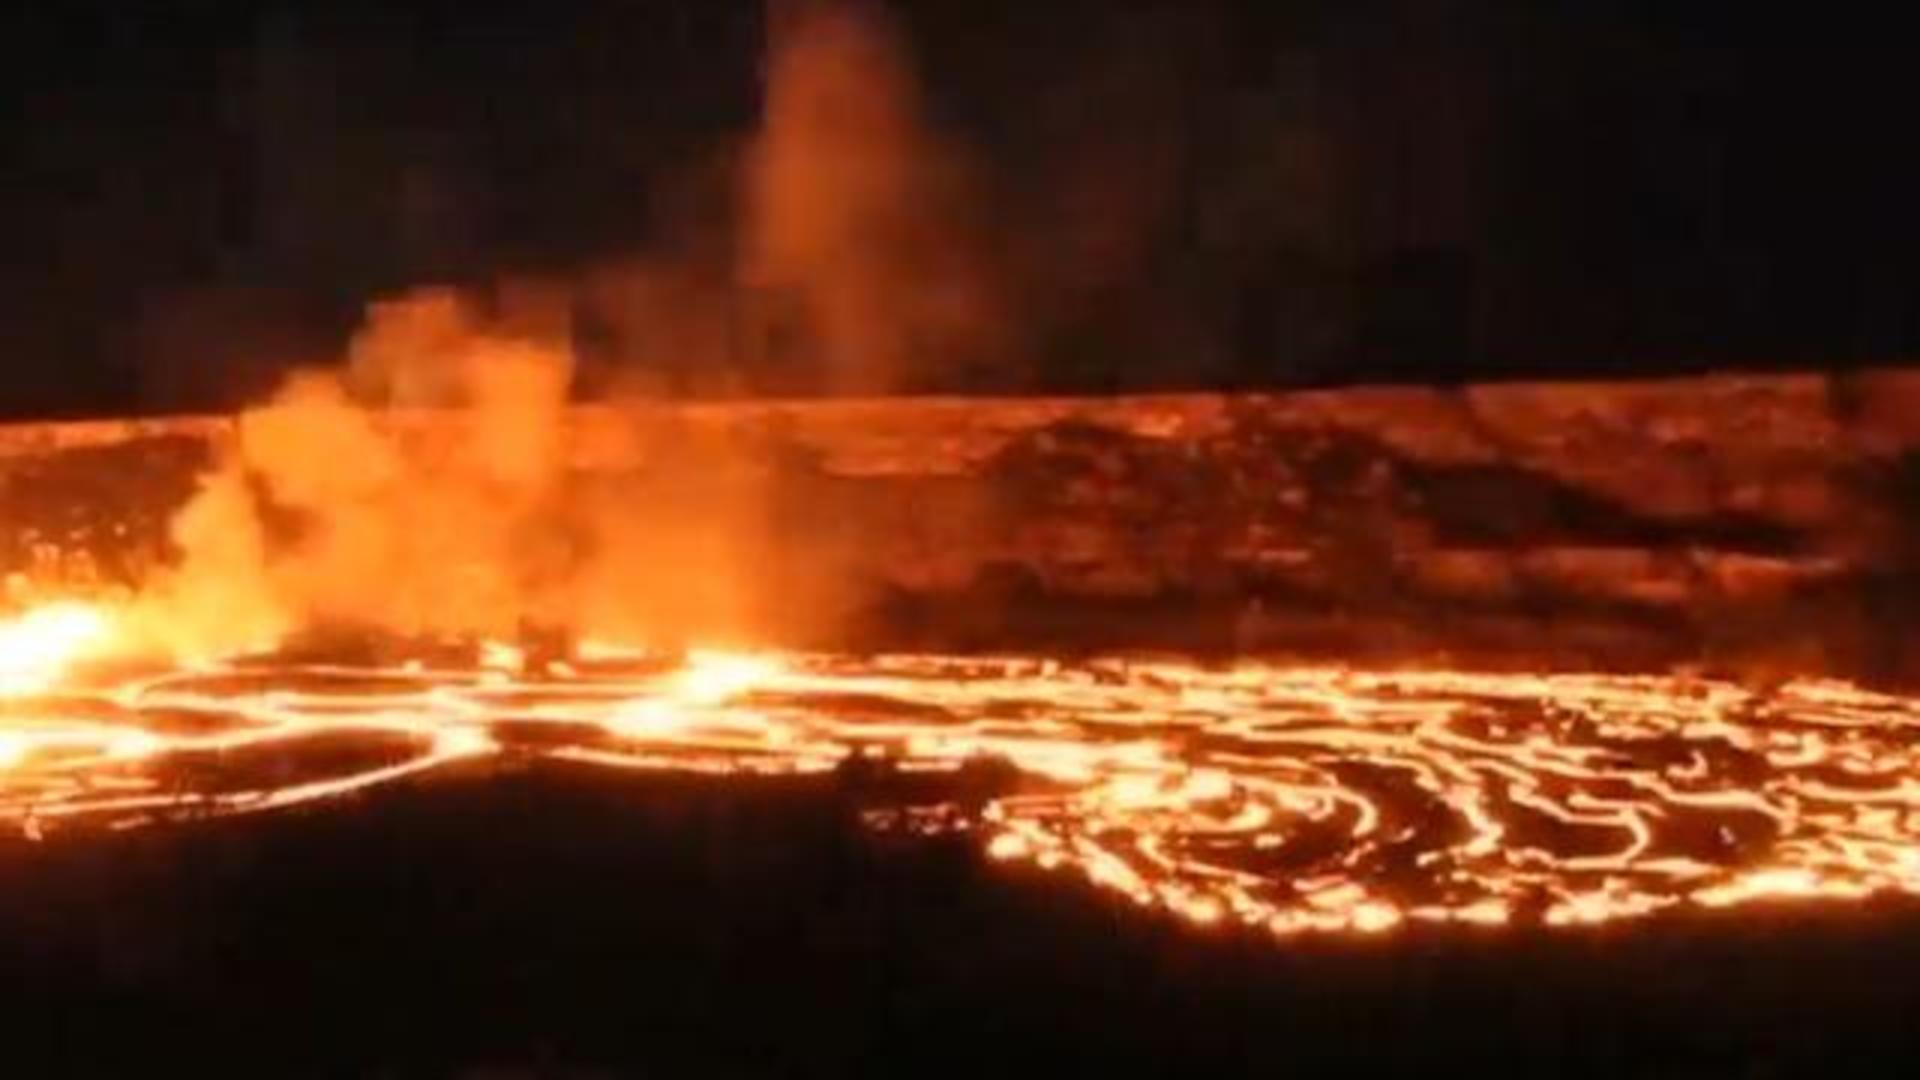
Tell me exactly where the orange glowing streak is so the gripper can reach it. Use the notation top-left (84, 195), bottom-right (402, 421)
top-left (7, 603), bottom-right (1920, 938)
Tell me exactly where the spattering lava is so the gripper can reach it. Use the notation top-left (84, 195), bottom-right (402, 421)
top-left (6, 605), bottom-right (1920, 937)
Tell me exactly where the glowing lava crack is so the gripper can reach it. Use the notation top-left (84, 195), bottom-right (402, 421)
top-left (7, 611), bottom-right (1920, 937)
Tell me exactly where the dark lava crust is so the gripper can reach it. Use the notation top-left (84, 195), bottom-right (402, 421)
top-left (3, 764), bottom-right (1918, 1076)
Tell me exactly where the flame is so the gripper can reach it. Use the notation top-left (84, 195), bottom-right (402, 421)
top-left (0, 602), bottom-right (118, 696)
top-left (676, 650), bottom-right (783, 704)
top-left (9, 599), bottom-right (1920, 939)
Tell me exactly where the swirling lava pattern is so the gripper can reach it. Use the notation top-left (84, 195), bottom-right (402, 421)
top-left (8, 645), bottom-right (1920, 936)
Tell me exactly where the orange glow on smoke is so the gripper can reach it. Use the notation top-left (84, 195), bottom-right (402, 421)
top-left (9, 602), bottom-right (1920, 938)
top-left (0, 602), bottom-right (118, 697)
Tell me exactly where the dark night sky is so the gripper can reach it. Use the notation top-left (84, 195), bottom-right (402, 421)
top-left (2, 0), bottom-right (1917, 417)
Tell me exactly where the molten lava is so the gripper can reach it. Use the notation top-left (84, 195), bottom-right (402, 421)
top-left (7, 602), bottom-right (1920, 937)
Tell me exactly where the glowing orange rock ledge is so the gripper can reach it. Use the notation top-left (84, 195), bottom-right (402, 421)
top-left (7, 371), bottom-right (1920, 938)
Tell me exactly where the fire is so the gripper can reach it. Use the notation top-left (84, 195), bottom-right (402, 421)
top-left (8, 600), bottom-right (1920, 939)
top-left (676, 649), bottom-right (784, 705)
top-left (0, 602), bottom-right (118, 696)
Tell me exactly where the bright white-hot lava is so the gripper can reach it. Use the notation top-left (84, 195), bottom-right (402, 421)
top-left (0, 602), bottom-right (120, 697)
top-left (7, 602), bottom-right (1920, 937)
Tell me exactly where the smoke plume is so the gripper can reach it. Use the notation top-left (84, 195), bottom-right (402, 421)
top-left (121, 0), bottom-right (1010, 657)
top-left (741, 0), bottom-right (1007, 393)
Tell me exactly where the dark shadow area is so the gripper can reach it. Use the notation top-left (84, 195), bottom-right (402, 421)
top-left (3, 0), bottom-right (1918, 416)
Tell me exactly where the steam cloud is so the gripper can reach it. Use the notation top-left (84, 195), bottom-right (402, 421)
top-left (742, 0), bottom-right (1007, 393)
top-left (139, 0), bottom-right (988, 655)
top-left (571, 0), bottom-right (1009, 398)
